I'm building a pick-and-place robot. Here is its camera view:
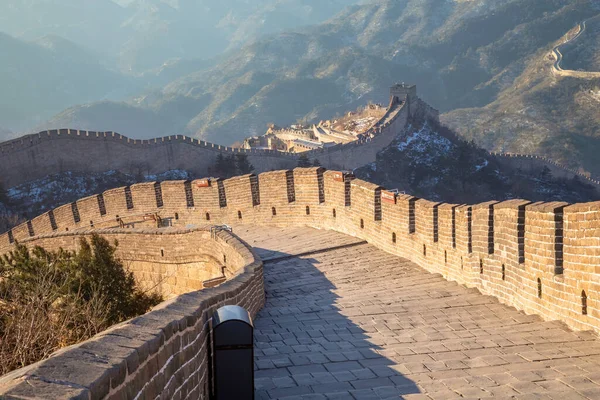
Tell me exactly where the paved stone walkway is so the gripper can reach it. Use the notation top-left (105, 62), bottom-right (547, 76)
top-left (234, 226), bottom-right (600, 399)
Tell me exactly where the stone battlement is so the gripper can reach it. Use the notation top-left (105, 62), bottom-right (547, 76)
top-left (0, 91), bottom-right (592, 193)
top-left (0, 86), bottom-right (425, 188)
top-left (0, 225), bottom-right (264, 399)
top-left (2, 168), bottom-right (600, 332)
top-left (12, 226), bottom-right (249, 297)
top-left (490, 151), bottom-right (600, 186)
top-left (3, 167), bottom-right (600, 397)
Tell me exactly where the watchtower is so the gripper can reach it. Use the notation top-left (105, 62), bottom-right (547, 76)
top-left (390, 82), bottom-right (417, 105)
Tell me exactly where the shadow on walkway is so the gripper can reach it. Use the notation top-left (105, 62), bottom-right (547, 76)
top-left (253, 246), bottom-right (421, 399)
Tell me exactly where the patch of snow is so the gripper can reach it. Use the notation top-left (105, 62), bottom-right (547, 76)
top-left (397, 124), bottom-right (453, 155)
top-left (397, 130), bottom-right (421, 151)
top-left (145, 170), bottom-right (189, 181)
top-left (6, 169), bottom-right (191, 215)
top-left (475, 159), bottom-right (489, 171)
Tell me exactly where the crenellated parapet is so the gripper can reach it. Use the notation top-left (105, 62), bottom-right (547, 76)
top-left (0, 85), bottom-right (444, 188)
top-left (3, 168), bottom-right (600, 397)
top-left (2, 167), bottom-right (600, 334)
top-left (0, 128), bottom-right (301, 188)
top-left (490, 151), bottom-right (600, 186)
top-left (0, 224), bottom-right (264, 399)
top-left (0, 129), bottom-right (292, 155)
top-left (1, 90), bottom-right (592, 192)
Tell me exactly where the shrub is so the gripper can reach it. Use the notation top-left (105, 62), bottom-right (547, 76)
top-left (0, 234), bottom-right (162, 374)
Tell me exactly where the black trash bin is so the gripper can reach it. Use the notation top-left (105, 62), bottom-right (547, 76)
top-left (212, 305), bottom-right (254, 400)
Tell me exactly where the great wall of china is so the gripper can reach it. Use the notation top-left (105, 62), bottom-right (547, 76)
top-left (2, 85), bottom-right (600, 397)
top-left (0, 87), bottom-right (418, 189)
top-left (2, 85), bottom-right (598, 190)
top-left (490, 152), bottom-right (600, 185)
top-left (551, 15), bottom-right (600, 79)
top-left (2, 167), bottom-right (600, 398)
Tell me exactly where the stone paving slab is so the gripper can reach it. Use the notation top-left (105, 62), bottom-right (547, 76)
top-left (235, 225), bottom-right (366, 261)
top-left (234, 226), bottom-right (600, 399)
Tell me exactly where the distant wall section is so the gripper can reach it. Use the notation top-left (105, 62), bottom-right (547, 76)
top-left (0, 131), bottom-right (299, 188)
top-left (491, 152), bottom-right (600, 187)
top-left (0, 93), bottom-right (441, 188)
top-left (552, 15), bottom-right (600, 79)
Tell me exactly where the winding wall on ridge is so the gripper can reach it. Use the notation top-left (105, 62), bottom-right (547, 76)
top-left (551, 15), bottom-right (600, 79)
top-left (490, 152), bottom-right (600, 187)
top-left (0, 96), bottom-right (418, 188)
top-left (1, 93), bottom-right (595, 191)
top-left (2, 167), bottom-right (600, 397)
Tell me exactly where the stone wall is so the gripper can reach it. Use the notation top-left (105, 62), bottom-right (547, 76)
top-left (2, 167), bottom-right (600, 335)
top-left (0, 226), bottom-right (265, 399)
top-left (0, 131), bottom-right (298, 188)
top-left (490, 152), bottom-right (600, 187)
top-left (0, 94), bottom-right (429, 188)
top-left (315, 100), bottom-right (411, 169)
top-left (1, 95), bottom-right (594, 192)
top-left (552, 15), bottom-right (600, 79)
top-left (11, 227), bottom-right (236, 298)
top-left (4, 165), bottom-right (600, 397)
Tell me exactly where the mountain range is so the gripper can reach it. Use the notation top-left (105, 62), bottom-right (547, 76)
top-left (0, 0), bottom-right (362, 74)
top-left (2, 0), bottom-right (599, 175)
top-left (442, 8), bottom-right (600, 175)
top-left (2, 113), bottom-right (598, 235)
top-left (0, 32), bottom-right (139, 132)
top-left (0, 0), bottom-right (363, 132)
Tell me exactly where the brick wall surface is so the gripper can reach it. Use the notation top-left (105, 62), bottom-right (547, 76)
top-left (30, 212), bottom-right (55, 236)
top-left (2, 167), bottom-right (600, 398)
top-left (0, 95), bottom-right (426, 189)
top-left (0, 227), bottom-right (264, 400)
top-left (14, 228), bottom-right (238, 298)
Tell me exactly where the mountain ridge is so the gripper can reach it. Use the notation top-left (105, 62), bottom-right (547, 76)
top-left (40, 0), bottom-right (598, 146)
top-left (2, 0), bottom-right (599, 177)
top-left (0, 32), bottom-right (140, 132)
